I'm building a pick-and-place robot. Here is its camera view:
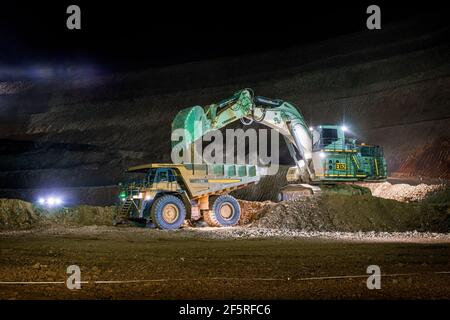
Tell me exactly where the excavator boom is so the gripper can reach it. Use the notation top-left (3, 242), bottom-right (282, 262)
top-left (172, 89), bottom-right (315, 181)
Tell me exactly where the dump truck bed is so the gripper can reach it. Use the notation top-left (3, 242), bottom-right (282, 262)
top-left (127, 163), bottom-right (260, 199)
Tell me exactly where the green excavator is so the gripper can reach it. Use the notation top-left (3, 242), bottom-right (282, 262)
top-left (172, 88), bottom-right (387, 200)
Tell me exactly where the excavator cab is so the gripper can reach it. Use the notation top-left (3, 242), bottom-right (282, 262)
top-left (312, 125), bottom-right (354, 151)
top-left (309, 125), bottom-right (387, 182)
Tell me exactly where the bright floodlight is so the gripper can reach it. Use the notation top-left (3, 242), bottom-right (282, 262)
top-left (319, 152), bottom-right (326, 158)
top-left (37, 196), bottom-right (63, 207)
top-left (309, 126), bottom-right (313, 131)
top-left (342, 125), bottom-right (348, 132)
top-left (47, 197), bottom-right (55, 206)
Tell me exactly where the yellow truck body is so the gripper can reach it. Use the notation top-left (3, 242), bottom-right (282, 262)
top-left (118, 163), bottom-right (260, 229)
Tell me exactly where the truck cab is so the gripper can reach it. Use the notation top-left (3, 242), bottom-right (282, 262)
top-left (118, 166), bottom-right (186, 220)
top-left (146, 167), bottom-right (180, 192)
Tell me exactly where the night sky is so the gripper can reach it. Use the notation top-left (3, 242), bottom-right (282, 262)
top-left (0, 1), bottom-right (447, 76)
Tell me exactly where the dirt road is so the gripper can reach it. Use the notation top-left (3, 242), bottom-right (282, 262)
top-left (1, 226), bottom-right (449, 299)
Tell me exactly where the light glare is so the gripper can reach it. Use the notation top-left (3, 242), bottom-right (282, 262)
top-left (37, 196), bottom-right (63, 207)
top-left (47, 197), bottom-right (55, 206)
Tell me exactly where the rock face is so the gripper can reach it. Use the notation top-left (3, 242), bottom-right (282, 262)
top-left (0, 17), bottom-right (449, 205)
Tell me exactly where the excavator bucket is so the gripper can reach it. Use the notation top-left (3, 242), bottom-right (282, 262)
top-left (171, 106), bottom-right (210, 150)
top-left (171, 89), bottom-right (254, 151)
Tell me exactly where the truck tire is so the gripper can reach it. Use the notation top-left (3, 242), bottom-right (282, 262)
top-left (204, 196), bottom-right (219, 227)
top-left (204, 195), bottom-right (241, 227)
top-left (150, 195), bottom-right (186, 230)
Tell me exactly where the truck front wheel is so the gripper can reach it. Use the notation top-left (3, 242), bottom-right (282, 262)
top-left (204, 195), bottom-right (241, 227)
top-left (151, 195), bottom-right (186, 230)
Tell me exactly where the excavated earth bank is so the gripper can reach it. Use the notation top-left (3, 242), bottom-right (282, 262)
top-left (1, 185), bottom-right (448, 234)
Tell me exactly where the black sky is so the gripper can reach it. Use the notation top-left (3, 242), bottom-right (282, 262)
top-left (0, 1), bottom-right (447, 74)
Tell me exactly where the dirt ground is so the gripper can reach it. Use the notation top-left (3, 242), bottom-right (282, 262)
top-left (1, 226), bottom-right (449, 300)
top-left (1, 186), bottom-right (448, 299)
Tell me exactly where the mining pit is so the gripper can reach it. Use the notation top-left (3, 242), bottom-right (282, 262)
top-left (1, 15), bottom-right (449, 300)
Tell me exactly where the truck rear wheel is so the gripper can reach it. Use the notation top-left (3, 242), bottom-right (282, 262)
top-left (151, 195), bottom-right (186, 230)
top-left (204, 195), bottom-right (241, 227)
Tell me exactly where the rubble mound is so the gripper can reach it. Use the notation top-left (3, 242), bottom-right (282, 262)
top-left (248, 197), bottom-right (323, 231)
top-left (0, 199), bottom-right (116, 230)
top-left (238, 200), bottom-right (275, 225)
top-left (249, 194), bottom-right (450, 233)
top-left (357, 182), bottom-right (444, 202)
top-left (52, 205), bottom-right (116, 226)
top-left (423, 186), bottom-right (450, 206)
top-left (0, 199), bottom-right (42, 230)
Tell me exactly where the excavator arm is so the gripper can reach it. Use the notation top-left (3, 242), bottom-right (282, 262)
top-left (171, 89), bottom-right (315, 181)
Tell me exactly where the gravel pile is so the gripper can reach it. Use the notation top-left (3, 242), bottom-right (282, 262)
top-left (238, 200), bottom-right (274, 225)
top-left (52, 205), bottom-right (116, 226)
top-left (357, 182), bottom-right (444, 202)
top-left (248, 197), bottom-right (325, 230)
top-left (0, 198), bottom-right (42, 230)
top-left (246, 194), bottom-right (450, 233)
top-left (0, 199), bottom-right (116, 230)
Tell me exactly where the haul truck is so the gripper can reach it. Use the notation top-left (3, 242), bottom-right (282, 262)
top-left (118, 163), bottom-right (259, 229)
